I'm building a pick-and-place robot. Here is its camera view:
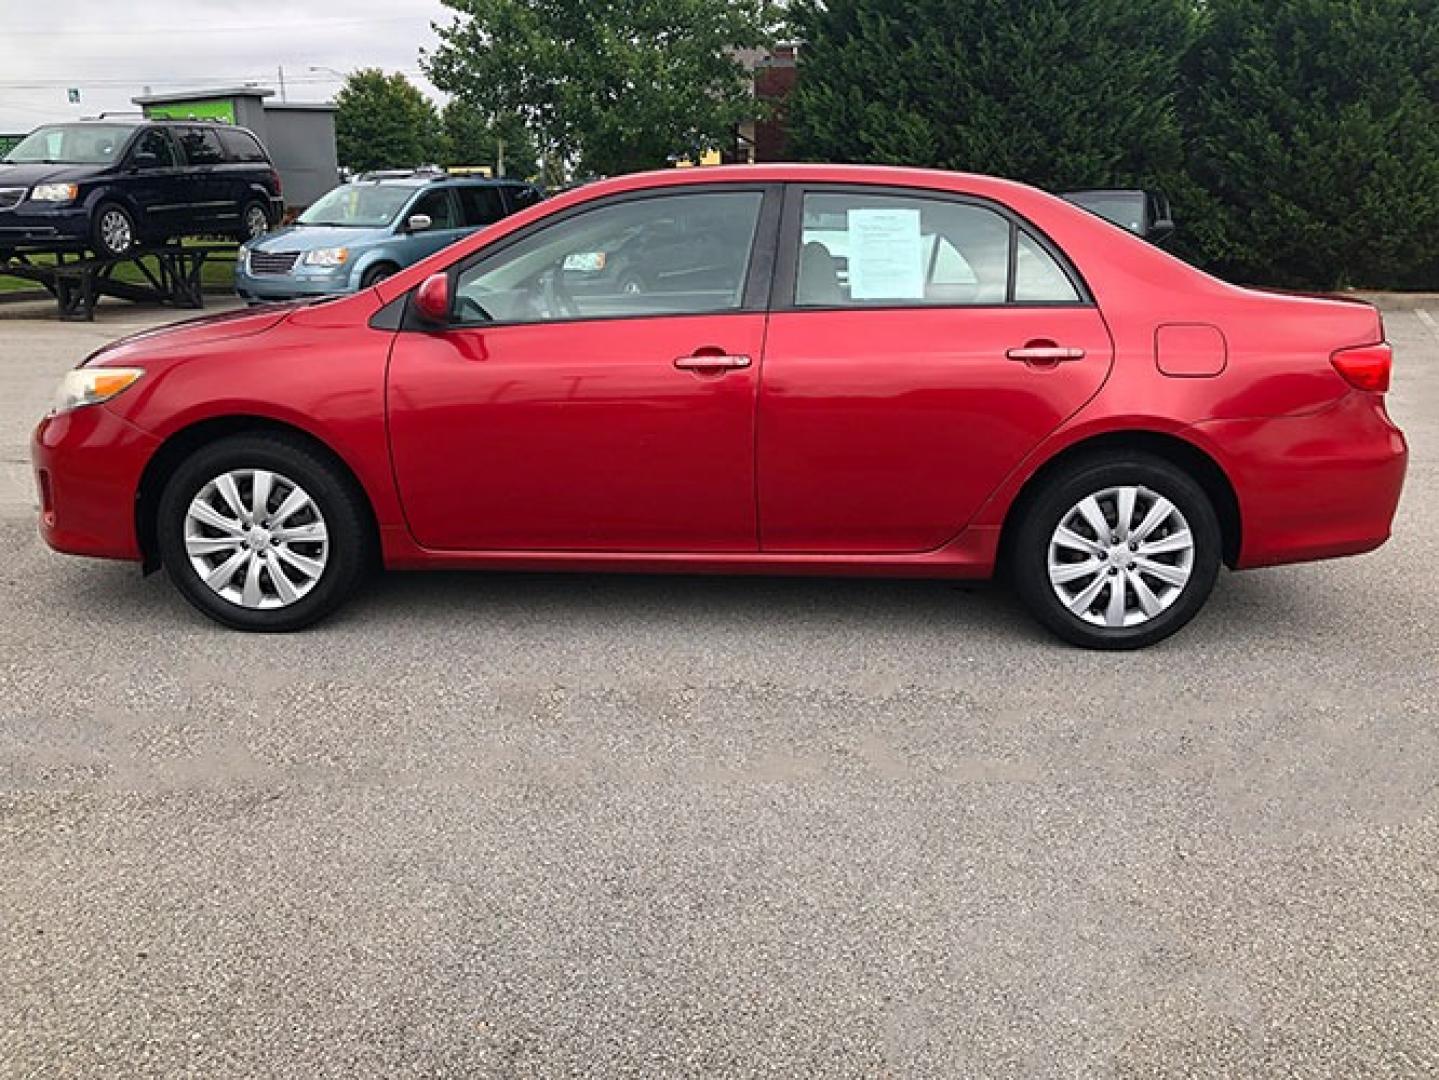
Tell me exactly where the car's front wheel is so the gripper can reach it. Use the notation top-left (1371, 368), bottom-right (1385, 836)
top-left (156, 433), bottom-right (372, 631)
top-left (1011, 453), bottom-right (1221, 649)
top-left (92, 202), bottom-right (137, 258)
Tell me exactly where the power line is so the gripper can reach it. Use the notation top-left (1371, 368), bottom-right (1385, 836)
top-left (0, 13), bottom-right (443, 37)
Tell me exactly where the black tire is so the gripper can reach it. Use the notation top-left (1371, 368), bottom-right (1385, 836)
top-left (156, 433), bottom-right (373, 632)
top-left (236, 200), bottom-right (271, 243)
top-left (1010, 453), bottom-right (1221, 650)
top-left (92, 201), bottom-right (137, 258)
top-left (360, 262), bottom-right (399, 289)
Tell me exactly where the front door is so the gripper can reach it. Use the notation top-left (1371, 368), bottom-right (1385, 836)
top-left (387, 186), bottom-right (777, 552)
top-left (758, 186), bottom-right (1115, 553)
top-left (118, 128), bottom-right (185, 240)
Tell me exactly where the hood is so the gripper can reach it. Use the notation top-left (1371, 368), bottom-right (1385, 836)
top-left (82, 304), bottom-right (303, 367)
top-left (247, 224), bottom-right (390, 253)
top-left (0, 161), bottom-right (107, 187)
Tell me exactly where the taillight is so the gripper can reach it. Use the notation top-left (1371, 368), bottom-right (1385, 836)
top-left (269, 168), bottom-right (283, 197)
top-left (1331, 342), bottom-right (1391, 392)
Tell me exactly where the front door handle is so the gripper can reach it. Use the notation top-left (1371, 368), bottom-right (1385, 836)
top-left (1006, 344), bottom-right (1086, 364)
top-left (674, 353), bottom-right (752, 373)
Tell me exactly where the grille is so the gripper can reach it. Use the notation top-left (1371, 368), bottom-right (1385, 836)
top-left (248, 251), bottom-right (300, 275)
top-left (0, 188), bottom-right (25, 212)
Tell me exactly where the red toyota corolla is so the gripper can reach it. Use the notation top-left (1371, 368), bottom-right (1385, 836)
top-left (32, 165), bottom-right (1407, 648)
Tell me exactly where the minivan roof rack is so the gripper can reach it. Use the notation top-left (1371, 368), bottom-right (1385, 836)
top-left (355, 165), bottom-right (449, 183)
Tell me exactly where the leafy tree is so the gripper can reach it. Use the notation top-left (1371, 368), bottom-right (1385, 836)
top-left (424, 0), bottom-right (782, 177)
top-left (787, 0), bottom-right (1196, 192)
top-left (1180, 0), bottom-right (1439, 288)
top-left (441, 101), bottom-right (539, 179)
top-left (334, 68), bottom-right (445, 173)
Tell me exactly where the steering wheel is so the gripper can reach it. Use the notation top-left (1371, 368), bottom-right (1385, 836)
top-left (542, 267), bottom-right (582, 319)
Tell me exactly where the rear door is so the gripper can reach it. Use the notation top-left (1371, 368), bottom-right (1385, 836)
top-left (454, 184), bottom-right (508, 236)
top-left (757, 184), bottom-right (1114, 553)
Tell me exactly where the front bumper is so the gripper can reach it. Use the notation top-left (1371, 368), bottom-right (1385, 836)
top-left (1193, 391), bottom-right (1408, 569)
top-left (0, 204), bottom-right (89, 248)
top-left (32, 405), bottom-right (159, 561)
top-left (234, 266), bottom-right (355, 303)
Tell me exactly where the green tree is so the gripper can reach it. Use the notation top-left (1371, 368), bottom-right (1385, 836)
top-left (334, 68), bottom-right (445, 173)
top-left (441, 101), bottom-right (539, 179)
top-left (1180, 0), bottom-right (1439, 289)
top-left (787, 0), bottom-right (1196, 192)
top-left (423, 0), bottom-right (782, 177)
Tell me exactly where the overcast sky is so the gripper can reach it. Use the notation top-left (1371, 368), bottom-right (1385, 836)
top-left (0, 0), bottom-right (454, 132)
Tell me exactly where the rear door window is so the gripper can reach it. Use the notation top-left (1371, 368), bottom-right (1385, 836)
top-left (456, 185), bottom-right (507, 227)
top-left (176, 126), bottom-right (224, 165)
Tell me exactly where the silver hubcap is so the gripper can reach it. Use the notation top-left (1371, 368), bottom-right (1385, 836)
top-left (100, 210), bottom-right (132, 253)
top-left (184, 469), bottom-right (329, 610)
top-left (1047, 485), bottom-right (1194, 629)
top-left (245, 206), bottom-right (268, 238)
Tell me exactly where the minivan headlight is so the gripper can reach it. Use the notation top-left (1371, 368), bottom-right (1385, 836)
top-left (51, 368), bottom-right (144, 415)
top-left (301, 247), bottom-right (349, 268)
top-left (31, 183), bottom-right (79, 203)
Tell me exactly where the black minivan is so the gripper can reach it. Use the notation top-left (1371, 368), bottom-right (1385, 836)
top-left (0, 119), bottom-right (283, 259)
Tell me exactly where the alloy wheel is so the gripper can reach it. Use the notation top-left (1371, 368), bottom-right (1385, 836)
top-left (1046, 484), bottom-right (1195, 628)
top-left (99, 209), bottom-right (132, 254)
top-left (244, 205), bottom-right (269, 239)
top-left (184, 468), bottom-right (329, 609)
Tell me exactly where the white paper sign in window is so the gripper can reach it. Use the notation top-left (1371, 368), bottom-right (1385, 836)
top-left (847, 207), bottom-right (924, 300)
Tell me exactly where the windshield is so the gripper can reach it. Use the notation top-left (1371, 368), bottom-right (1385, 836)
top-left (298, 184), bottom-right (413, 228)
top-left (3, 123), bottom-right (134, 165)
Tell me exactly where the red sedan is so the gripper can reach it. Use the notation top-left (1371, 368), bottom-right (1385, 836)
top-left (32, 165), bottom-right (1407, 648)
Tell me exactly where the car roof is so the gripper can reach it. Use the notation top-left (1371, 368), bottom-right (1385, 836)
top-left (350, 175), bottom-right (530, 189)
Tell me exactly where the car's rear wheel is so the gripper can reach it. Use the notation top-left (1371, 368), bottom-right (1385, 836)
top-left (156, 433), bottom-right (372, 631)
top-left (1011, 453), bottom-right (1221, 649)
top-left (92, 202), bottom-right (137, 258)
top-left (237, 200), bottom-right (271, 242)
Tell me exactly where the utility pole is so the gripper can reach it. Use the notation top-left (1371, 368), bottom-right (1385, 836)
top-left (277, 66), bottom-right (287, 103)
top-left (496, 138), bottom-right (505, 178)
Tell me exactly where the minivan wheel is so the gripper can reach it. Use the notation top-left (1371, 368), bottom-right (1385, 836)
top-left (238, 201), bottom-right (271, 242)
top-left (360, 262), bottom-right (399, 288)
top-left (156, 433), bottom-right (372, 632)
top-left (93, 203), bottom-right (136, 258)
top-left (1011, 453), bottom-right (1221, 649)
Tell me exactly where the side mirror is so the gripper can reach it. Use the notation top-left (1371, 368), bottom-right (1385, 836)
top-left (406, 213), bottom-right (433, 234)
top-left (1147, 217), bottom-right (1176, 247)
top-left (413, 272), bottom-right (450, 324)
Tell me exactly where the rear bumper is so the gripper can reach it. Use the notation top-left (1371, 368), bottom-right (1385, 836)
top-left (31, 405), bottom-right (157, 561)
top-left (1192, 392), bottom-right (1408, 569)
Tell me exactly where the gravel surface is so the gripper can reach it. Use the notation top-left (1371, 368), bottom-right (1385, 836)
top-left (2, 298), bottom-right (1436, 1078)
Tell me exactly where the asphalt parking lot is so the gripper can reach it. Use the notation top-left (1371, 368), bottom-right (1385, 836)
top-left (2, 297), bottom-right (1436, 1078)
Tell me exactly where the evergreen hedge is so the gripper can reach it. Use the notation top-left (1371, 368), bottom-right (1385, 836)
top-left (789, 0), bottom-right (1439, 289)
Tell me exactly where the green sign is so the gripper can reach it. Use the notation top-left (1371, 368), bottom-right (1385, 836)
top-left (144, 99), bottom-right (236, 124)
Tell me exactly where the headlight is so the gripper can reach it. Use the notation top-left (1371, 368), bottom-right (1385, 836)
top-left (31, 183), bottom-right (79, 203)
top-left (51, 368), bottom-right (144, 415)
top-left (301, 247), bottom-right (349, 268)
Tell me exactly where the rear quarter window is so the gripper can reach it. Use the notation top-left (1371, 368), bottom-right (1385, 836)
top-left (217, 128), bottom-right (268, 163)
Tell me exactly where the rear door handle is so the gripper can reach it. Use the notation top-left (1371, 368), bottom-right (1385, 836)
top-left (674, 353), bottom-right (752, 373)
top-left (1006, 345), bottom-right (1086, 363)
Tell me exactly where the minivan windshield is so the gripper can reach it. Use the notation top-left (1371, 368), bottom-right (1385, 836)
top-left (298, 184), bottom-right (413, 228)
top-left (3, 123), bottom-right (135, 165)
